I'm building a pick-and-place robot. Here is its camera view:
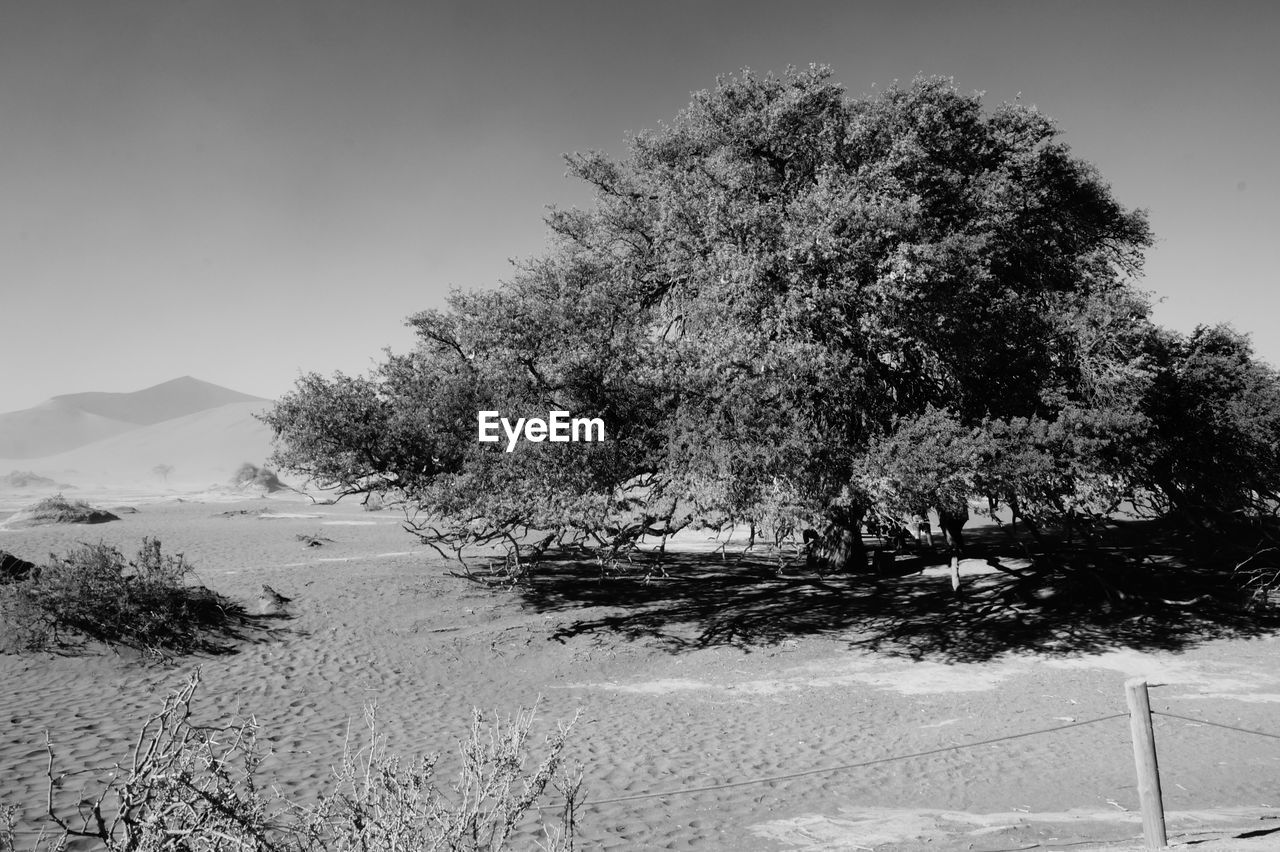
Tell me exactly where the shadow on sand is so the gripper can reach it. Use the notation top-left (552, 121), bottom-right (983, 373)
top-left (510, 521), bottom-right (1280, 663)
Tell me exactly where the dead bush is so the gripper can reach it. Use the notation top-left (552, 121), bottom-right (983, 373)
top-left (4, 671), bottom-right (581, 852)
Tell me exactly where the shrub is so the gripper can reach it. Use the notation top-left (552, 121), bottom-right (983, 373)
top-left (293, 704), bottom-right (581, 852)
top-left (1, 495), bottom-right (118, 528)
top-left (232, 463), bottom-right (288, 493)
top-left (1, 804), bottom-right (16, 852)
top-left (8, 671), bottom-right (582, 852)
top-left (1, 538), bottom-right (243, 657)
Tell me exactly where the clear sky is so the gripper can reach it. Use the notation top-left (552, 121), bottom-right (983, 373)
top-left (2, 0), bottom-right (1277, 412)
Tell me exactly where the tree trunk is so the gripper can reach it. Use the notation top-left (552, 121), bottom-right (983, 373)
top-left (938, 506), bottom-right (968, 554)
top-left (807, 507), bottom-right (867, 573)
top-left (938, 506), bottom-right (969, 594)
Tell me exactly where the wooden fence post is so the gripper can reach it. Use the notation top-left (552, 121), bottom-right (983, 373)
top-left (1125, 678), bottom-right (1168, 849)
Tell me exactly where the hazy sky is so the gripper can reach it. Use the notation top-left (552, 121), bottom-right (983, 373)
top-left (2, 0), bottom-right (1277, 412)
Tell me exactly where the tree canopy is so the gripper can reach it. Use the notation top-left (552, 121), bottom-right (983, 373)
top-left (261, 67), bottom-right (1280, 572)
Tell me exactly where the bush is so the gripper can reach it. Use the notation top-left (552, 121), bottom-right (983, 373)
top-left (294, 705), bottom-right (581, 852)
top-left (232, 463), bottom-right (288, 493)
top-left (6, 671), bottom-right (582, 852)
top-left (0, 539), bottom-right (243, 657)
top-left (1, 495), bottom-right (118, 528)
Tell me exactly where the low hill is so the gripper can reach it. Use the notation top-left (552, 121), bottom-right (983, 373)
top-left (0, 377), bottom-right (268, 459)
top-left (50, 376), bottom-right (265, 426)
top-left (0, 401), bottom-right (278, 490)
top-left (0, 471), bottom-right (65, 489)
top-left (0, 399), bottom-right (136, 458)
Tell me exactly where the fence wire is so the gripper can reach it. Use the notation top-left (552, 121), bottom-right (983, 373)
top-left (1153, 709), bottom-right (1280, 742)
top-left (10, 701), bottom-right (1278, 842)
top-left (561, 712), bottom-right (1130, 809)
top-left (557, 704), bottom-right (1280, 810)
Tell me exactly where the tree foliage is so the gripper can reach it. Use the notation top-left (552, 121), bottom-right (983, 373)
top-left (260, 67), bottom-right (1279, 571)
top-left (1139, 325), bottom-right (1280, 526)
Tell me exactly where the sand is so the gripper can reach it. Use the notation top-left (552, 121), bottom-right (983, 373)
top-left (1, 493), bottom-right (1278, 851)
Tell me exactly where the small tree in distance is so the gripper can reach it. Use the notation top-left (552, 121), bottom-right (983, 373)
top-left (152, 463), bottom-right (174, 485)
top-left (260, 67), bottom-right (1279, 577)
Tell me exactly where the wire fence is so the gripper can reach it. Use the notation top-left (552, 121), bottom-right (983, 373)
top-left (554, 712), bottom-right (1132, 810)
top-left (1152, 709), bottom-right (1280, 742)
top-left (7, 690), bottom-right (1279, 849)
top-left (557, 701), bottom-right (1280, 813)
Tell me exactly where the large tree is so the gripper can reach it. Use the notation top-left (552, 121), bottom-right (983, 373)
top-left (263, 68), bottom-right (1273, 573)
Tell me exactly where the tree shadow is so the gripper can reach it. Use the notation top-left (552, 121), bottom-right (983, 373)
top-left (510, 521), bottom-right (1280, 663)
top-left (179, 609), bottom-right (298, 657)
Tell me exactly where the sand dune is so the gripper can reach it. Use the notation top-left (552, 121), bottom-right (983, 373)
top-left (48, 376), bottom-right (265, 426)
top-left (0, 398), bottom-right (136, 458)
top-left (0, 376), bottom-right (267, 459)
top-left (0, 401), bottom-right (278, 490)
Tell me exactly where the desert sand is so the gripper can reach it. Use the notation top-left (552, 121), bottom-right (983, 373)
top-left (1, 490), bottom-right (1278, 851)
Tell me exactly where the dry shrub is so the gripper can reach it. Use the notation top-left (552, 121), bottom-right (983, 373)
top-left (4, 495), bottom-right (118, 527)
top-left (1, 804), bottom-right (17, 852)
top-left (1234, 530), bottom-right (1280, 610)
top-left (294, 704), bottom-right (581, 852)
top-left (231, 463), bottom-right (288, 493)
top-left (5, 671), bottom-right (581, 852)
top-left (1, 539), bottom-right (243, 657)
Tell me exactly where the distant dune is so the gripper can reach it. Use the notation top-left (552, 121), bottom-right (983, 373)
top-left (49, 376), bottom-right (265, 426)
top-left (0, 471), bottom-right (64, 489)
top-left (0, 399), bottom-right (136, 458)
top-left (0, 376), bottom-right (267, 459)
top-left (0, 377), bottom-right (279, 491)
top-left (0, 401), bottom-right (278, 489)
